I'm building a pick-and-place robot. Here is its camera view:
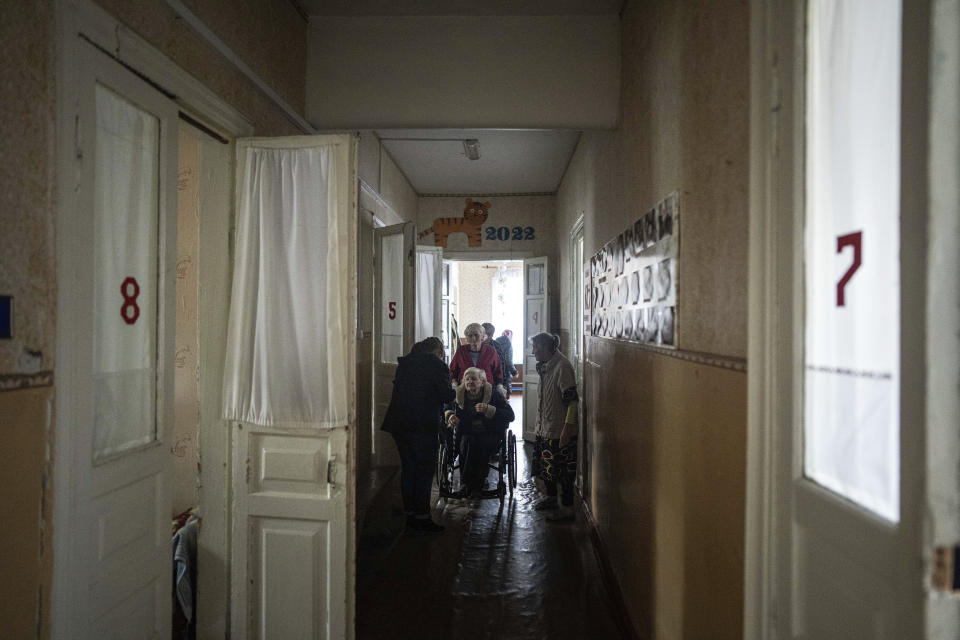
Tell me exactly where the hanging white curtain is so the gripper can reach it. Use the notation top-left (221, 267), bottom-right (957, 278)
top-left (92, 84), bottom-right (160, 459)
top-left (804, 0), bottom-right (901, 521)
top-left (223, 137), bottom-right (351, 428)
top-left (415, 249), bottom-right (439, 342)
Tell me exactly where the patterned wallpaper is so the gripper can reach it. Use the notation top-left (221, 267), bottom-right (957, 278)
top-left (172, 129), bottom-right (200, 514)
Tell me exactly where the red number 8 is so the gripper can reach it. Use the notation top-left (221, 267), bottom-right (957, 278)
top-left (121, 276), bottom-right (140, 325)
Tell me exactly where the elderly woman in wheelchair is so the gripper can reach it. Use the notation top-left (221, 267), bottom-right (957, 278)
top-left (440, 367), bottom-right (517, 502)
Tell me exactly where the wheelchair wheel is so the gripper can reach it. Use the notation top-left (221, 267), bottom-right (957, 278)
top-left (436, 441), bottom-right (454, 496)
top-left (507, 432), bottom-right (517, 494)
top-left (494, 436), bottom-right (508, 503)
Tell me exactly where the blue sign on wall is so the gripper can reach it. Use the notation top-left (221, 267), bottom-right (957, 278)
top-left (0, 295), bottom-right (12, 339)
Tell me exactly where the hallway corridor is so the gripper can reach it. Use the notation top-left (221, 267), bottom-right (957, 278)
top-left (357, 425), bottom-right (625, 640)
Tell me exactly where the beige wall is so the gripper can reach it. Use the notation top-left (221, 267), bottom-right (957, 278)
top-left (0, 3), bottom-right (58, 638)
top-left (93, 0), bottom-right (306, 136)
top-left (454, 262), bottom-right (495, 331)
top-left (555, 1), bottom-right (749, 638)
top-left (307, 15), bottom-right (620, 129)
top-left (417, 195), bottom-right (557, 258)
top-left (618, 0), bottom-right (749, 359)
top-left (0, 1), bottom-right (308, 635)
top-left (0, 386), bottom-right (55, 640)
top-left (178, 0), bottom-right (306, 112)
top-left (173, 129), bottom-right (201, 515)
top-left (0, 0), bottom-right (56, 376)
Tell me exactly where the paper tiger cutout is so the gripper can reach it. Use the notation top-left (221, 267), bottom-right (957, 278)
top-left (418, 198), bottom-right (490, 248)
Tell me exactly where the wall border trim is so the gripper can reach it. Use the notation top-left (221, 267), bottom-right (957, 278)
top-left (587, 338), bottom-right (747, 372)
top-left (0, 371), bottom-right (54, 392)
top-left (419, 192), bottom-right (557, 198)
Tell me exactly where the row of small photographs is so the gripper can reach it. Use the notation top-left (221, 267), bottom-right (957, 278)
top-left (592, 201), bottom-right (676, 278)
top-left (591, 259), bottom-right (673, 310)
top-left (591, 306), bottom-right (676, 347)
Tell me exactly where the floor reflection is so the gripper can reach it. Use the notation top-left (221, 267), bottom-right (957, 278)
top-left (357, 424), bottom-right (624, 640)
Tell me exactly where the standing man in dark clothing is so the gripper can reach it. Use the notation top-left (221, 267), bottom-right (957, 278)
top-left (482, 322), bottom-right (514, 397)
top-left (381, 337), bottom-right (455, 533)
top-left (493, 329), bottom-right (517, 397)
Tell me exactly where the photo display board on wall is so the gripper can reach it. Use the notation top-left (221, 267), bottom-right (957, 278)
top-left (587, 192), bottom-right (678, 348)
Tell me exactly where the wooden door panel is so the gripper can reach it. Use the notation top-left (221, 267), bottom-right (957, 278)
top-left (250, 433), bottom-right (331, 497)
top-left (250, 518), bottom-right (331, 639)
top-left (91, 580), bottom-right (164, 640)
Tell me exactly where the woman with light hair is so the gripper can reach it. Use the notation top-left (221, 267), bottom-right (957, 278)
top-left (449, 322), bottom-right (505, 395)
top-left (444, 367), bottom-right (514, 499)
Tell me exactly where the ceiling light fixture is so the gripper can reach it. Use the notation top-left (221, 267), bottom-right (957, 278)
top-left (463, 139), bottom-right (480, 160)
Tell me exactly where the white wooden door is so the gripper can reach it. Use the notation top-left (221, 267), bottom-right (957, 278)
top-left (373, 223), bottom-right (416, 466)
top-left (415, 246), bottom-right (443, 342)
top-left (54, 39), bottom-right (178, 638)
top-left (228, 135), bottom-right (357, 640)
top-left (232, 426), bottom-right (348, 639)
top-left (747, 0), bottom-right (925, 637)
top-left (522, 257), bottom-right (549, 443)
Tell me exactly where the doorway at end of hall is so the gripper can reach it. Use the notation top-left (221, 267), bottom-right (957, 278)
top-left (444, 259), bottom-right (524, 419)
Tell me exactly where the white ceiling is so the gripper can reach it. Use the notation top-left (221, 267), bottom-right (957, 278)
top-left (299, 0), bottom-right (622, 16)
top-left (376, 129), bottom-right (581, 195)
top-left (301, 2), bottom-right (611, 195)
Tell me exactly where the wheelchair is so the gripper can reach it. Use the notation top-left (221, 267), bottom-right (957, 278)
top-left (436, 425), bottom-right (517, 502)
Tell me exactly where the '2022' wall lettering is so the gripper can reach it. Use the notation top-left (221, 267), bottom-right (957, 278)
top-left (484, 226), bottom-right (535, 241)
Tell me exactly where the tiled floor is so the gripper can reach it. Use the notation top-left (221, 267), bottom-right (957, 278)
top-left (356, 413), bottom-right (625, 640)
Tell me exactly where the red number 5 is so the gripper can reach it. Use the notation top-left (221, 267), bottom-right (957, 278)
top-left (836, 231), bottom-right (862, 307)
top-left (388, 301), bottom-right (397, 319)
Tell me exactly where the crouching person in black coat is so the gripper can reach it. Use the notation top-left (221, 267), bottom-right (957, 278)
top-left (381, 337), bottom-right (455, 533)
top-left (444, 367), bottom-right (515, 500)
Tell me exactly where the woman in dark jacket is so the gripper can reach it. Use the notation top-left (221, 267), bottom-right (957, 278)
top-left (381, 337), bottom-right (455, 533)
top-left (444, 367), bottom-right (515, 499)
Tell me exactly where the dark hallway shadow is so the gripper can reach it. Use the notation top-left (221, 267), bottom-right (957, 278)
top-left (356, 429), bottom-right (626, 640)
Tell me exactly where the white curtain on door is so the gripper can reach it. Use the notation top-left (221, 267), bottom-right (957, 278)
top-left (415, 250), bottom-right (438, 342)
top-left (223, 138), bottom-right (350, 428)
top-left (92, 84), bottom-right (160, 459)
top-left (804, 0), bottom-right (901, 521)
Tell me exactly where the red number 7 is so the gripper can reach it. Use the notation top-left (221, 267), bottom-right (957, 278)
top-left (836, 231), bottom-right (862, 307)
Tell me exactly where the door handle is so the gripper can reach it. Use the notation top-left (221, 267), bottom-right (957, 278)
top-left (327, 454), bottom-right (338, 491)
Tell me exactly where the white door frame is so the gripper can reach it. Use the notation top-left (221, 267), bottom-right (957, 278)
top-left (568, 216), bottom-right (586, 490)
top-left (372, 222), bottom-right (416, 467)
top-left (522, 257), bottom-right (549, 443)
top-left (54, 0), bottom-right (253, 635)
top-left (745, 0), bottom-right (941, 637)
top-left (924, 0), bottom-right (960, 631)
